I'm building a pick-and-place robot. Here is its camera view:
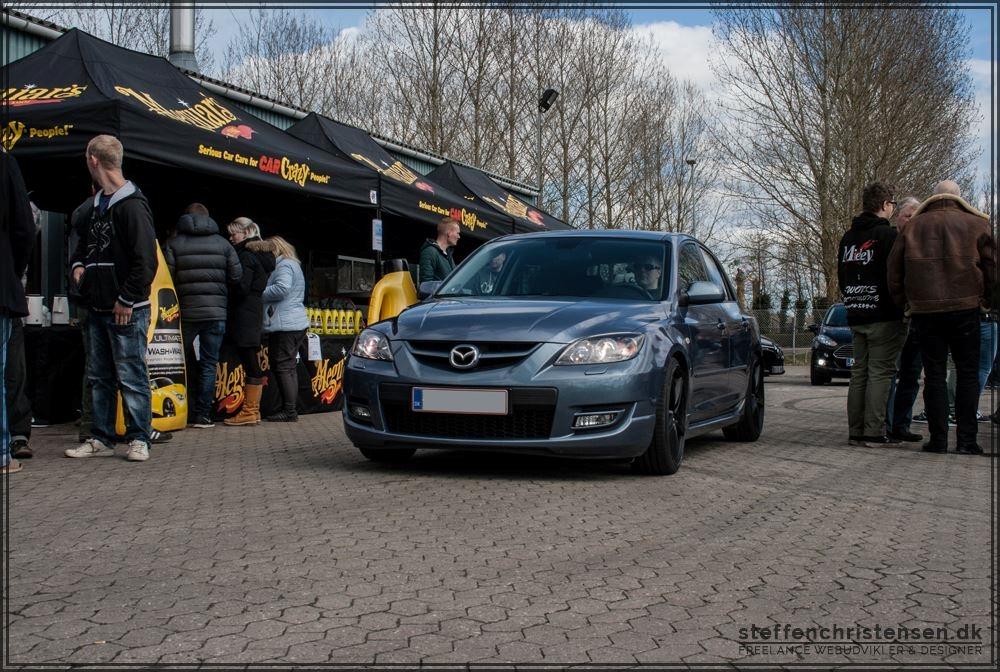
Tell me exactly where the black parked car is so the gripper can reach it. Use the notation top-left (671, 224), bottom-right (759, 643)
top-left (760, 336), bottom-right (784, 376)
top-left (809, 303), bottom-right (852, 385)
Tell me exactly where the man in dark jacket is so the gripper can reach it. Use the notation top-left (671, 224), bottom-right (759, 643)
top-left (837, 181), bottom-right (905, 448)
top-left (888, 180), bottom-right (997, 455)
top-left (164, 203), bottom-right (242, 428)
top-left (65, 135), bottom-right (158, 463)
top-left (419, 217), bottom-right (460, 282)
top-left (1, 150), bottom-right (37, 474)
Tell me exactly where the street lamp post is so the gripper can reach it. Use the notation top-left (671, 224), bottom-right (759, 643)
top-left (537, 88), bottom-right (559, 207)
top-left (685, 158), bottom-right (697, 235)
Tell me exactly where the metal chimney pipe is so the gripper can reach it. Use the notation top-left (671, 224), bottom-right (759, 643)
top-left (168, 1), bottom-right (199, 72)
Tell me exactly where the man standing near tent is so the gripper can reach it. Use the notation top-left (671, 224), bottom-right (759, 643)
top-left (66, 135), bottom-right (158, 462)
top-left (1, 150), bottom-right (37, 474)
top-left (419, 217), bottom-right (460, 282)
top-left (164, 203), bottom-right (242, 429)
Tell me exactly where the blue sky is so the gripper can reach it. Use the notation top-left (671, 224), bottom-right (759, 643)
top-left (206, 5), bottom-right (996, 187)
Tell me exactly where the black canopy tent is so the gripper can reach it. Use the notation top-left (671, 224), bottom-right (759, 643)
top-left (1, 29), bottom-right (380, 224)
top-left (427, 161), bottom-right (572, 233)
top-left (287, 113), bottom-right (515, 242)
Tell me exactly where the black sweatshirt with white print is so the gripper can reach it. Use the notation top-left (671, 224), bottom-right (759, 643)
top-left (837, 211), bottom-right (903, 326)
top-left (70, 181), bottom-right (157, 312)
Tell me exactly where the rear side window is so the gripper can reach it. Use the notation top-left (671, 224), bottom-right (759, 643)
top-left (678, 243), bottom-right (709, 289)
top-left (700, 247), bottom-right (734, 300)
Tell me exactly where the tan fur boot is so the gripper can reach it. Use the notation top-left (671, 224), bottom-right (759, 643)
top-left (224, 380), bottom-right (263, 426)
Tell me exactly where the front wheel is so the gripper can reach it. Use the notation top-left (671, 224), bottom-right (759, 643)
top-left (633, 358), bottom-right (687, 476)
top-left (810, 365), bottom-right (831, 386)
top-left (359, 447), bottom-right (416, 463)
top-left (162, 398), bottom-right (175, 417)
top-left (723, 357), bottom-right (765, 442)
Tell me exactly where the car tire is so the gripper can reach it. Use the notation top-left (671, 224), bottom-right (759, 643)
top-left (359, 447), bottom-right (416, 463)
top-left (633, 358), bottom-right (687, 476)
top-left (810, 366), bottom-right (831, 386)
top-left (723, 356), bottom-right (765, 442)
top-left (162, 399), bottom-right (175, 417)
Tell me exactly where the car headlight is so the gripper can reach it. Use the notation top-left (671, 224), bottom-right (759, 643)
top-left (352, 329), bottom-right (393, 361)
top-left (815, 334), bottom-right (837, 348)
top-left (555, 334), bottom-right (644, 365)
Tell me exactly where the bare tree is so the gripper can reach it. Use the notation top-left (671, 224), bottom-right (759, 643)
top-left (712, 6), bottom-right (978, 302)
top-left (19, 2), bottom-right (217, 72)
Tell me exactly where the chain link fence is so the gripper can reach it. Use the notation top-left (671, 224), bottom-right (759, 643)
top-left (748, 309), bottom-right (830, 350)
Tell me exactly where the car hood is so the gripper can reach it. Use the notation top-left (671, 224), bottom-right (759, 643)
top-left (380, 297), bottom-right (665, 344)
top-left (821, 326), bottom-right (852, 343)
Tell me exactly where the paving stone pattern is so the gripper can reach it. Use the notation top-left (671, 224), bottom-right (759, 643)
top-left (5, 367), bottom-right (997, 665)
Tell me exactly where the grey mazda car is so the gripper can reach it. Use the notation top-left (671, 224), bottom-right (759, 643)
top-left (343, 231), bottom-right (764, 475)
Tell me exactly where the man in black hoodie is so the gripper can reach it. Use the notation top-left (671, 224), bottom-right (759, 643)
top-left (66, 135), bottom-right (158, 463)
top-left (837, 181), bottom-right (905, 448)
top-left (1, 150), bottom-right (37, 474)
top-left (164, 203), bottom-right (242, 429)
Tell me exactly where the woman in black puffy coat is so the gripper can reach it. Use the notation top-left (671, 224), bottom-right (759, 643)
top-left (223, 217), bottom-right (275, 426)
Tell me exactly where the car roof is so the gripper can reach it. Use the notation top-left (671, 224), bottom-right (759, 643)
top-left (493, 230), bottom-right (693, 244)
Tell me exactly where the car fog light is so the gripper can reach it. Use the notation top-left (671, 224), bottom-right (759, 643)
top-left (350, 404), bottom-right (371, 419)
top-left (817, 358), bottom-right (827, 367)
top-left (573, 411), bottom-right (620, 429)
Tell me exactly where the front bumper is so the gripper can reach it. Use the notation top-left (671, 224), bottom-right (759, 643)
top-left (342, 342), bottom-right (659, 459)
top-left (812, 349), bottom-right (852, 377)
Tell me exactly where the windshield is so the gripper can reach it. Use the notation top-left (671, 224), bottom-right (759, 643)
top-left (437, 237), bottom-right (671, 301)
top-left (825, 304), bottom-right (848, 327)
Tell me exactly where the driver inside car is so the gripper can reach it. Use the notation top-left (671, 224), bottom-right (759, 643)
top-left (634, 255), bottom-right (662, 295)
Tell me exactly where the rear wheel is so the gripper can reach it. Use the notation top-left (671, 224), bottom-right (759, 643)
top-left (633, 358), bottom-right (687, 476)
top-left (723, 357), bottom-right (765, 442)
top-left (162, 398), bottom-right (175, 417)
top-left (359, 447), bottom-right (416, 463)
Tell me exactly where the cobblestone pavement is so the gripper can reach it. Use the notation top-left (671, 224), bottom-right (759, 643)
top-left (5, 367), bottom-right (997, 666)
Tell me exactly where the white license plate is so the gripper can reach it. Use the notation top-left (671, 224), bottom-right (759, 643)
top-left (771, 365), bottom-right (784, 374)
top-left (412, 387), bottom-right (508, 415)
top-left (846, 358), bottom-right (855, 367)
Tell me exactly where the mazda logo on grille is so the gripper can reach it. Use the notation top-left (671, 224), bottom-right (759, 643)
top-left (449, 344), bottom-right (480, 369)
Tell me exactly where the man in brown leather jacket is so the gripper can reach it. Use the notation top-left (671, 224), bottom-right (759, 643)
top-left (887, 180), bottom-right (997, 455)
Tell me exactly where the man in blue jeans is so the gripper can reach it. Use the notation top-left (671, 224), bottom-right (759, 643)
top-left (164, 203), bottom-right (242, 428)
top-left (1, 150), bottom-right (37, 474)
top-left (66, 135), bottom-right (158, 462)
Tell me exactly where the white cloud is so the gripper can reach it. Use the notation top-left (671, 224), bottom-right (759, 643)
top-left (966, 58), bottom-right (995, 184)
top-left (631, 21), bottom-right (717, 89)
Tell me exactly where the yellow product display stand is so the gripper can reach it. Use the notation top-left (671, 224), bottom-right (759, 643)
top-left (367, 270), bottom-right (418, 326)
top-left (115, 244), bottom-right (188, 435)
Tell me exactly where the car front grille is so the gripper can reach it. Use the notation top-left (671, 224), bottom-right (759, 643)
top-left (833, 345), bottom-right (853, 359)
top-left (405, 341), bottom-right (539, 371)
top-left (379, 384), bottom-right (556, 440)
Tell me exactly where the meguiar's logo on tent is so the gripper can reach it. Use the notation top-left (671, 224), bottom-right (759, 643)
top-left (351, 152), bottom-right (432, 191)
top-left (2, 121), bottom-right (25, 151)
top-left (114, 87), bottom-right (243, 134)
top-left (215, 361), bottom-right (245, 413)
top-left (311, 358), bottom-right (344, 405)
top-left (2, 84), bottom-right (87, 107)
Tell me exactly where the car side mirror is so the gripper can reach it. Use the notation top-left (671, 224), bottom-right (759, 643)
top-left (683, 281), bottom-right (725, 306)
top-left (418, 281), bottom-right (442, 300)
top-left (807, 323), bottom-right (818, 333)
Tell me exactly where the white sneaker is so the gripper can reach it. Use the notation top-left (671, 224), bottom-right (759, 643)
top-left (65, 438), bottom-right (115, 458)
top-left (125, 440), bottom-right (150, 462)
